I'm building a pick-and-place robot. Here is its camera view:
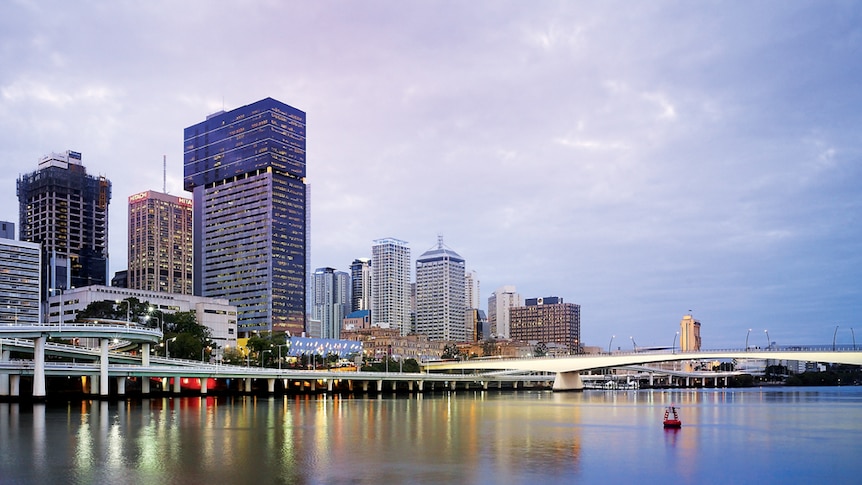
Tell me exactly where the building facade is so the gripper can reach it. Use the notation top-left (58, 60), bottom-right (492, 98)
top-left (0, 238), bottom-right (41, 325)
top-left (311, 267), bottom-right (350, 339)
top-left (415, 238), bottom-right (466, 341)
top-left (17, 150), bottom-right (111, 295)
top-left (349, 257), bottom-right (372, 312)
top-left (127, 190), bottom-right (193, 295)
top-left (680, 314), bottom-right (702, 351)
top-left (45, 285), bottom-right (237, 348)
top-left (465, 308), bottom-right (487, 342)
top-left (465, 269), bottom-right (480, 309)
top-left (488, 285), bottom-right (521, 339)
top-left (509, 296), bottom-right (581, 353)
top-left (0, 222), bottom-right (14, 240)
top-left (371, 238), bottom-right (411, 335)
top-left (184, 98), bottom-right (307, 336)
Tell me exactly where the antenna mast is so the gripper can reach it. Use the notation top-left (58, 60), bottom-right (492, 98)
top-left (163, 155), bottom-right (167, 192)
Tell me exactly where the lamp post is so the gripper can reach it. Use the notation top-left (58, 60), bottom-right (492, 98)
top-left (261, 349), bottom-right (272, 368)
top-left (162, 336), bottom-right (177, 359)
top-left (745, 328), bottom-right (752, 351)
top-left (116, 299), bottom-right (130, 327)
top-left (278, 343), bottom-right (290, 370)
top-left (608, 335), bottom-right (615, 354)
top-left (49, 287), bottom-right (65, 329)
top-left (765, 329), bottom-right (771, 350)
top-left (630, 336), bottom-right (638, 353)
top-left (833, 325), bottom-right (839, 351)
top-left (672, 332), bottom-right (679, 354)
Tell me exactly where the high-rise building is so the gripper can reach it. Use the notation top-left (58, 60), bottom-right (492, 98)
top-left (305, 184), bottom-right (312, 315)
top-left (488, 285), bottom-right (521, 339)
top-left (0, 238), bottom-right (41, 325)
top-left (415, 237), bottom-right (466, 341)
top-left (0, 221), bottom-right (14, 240)
top-left (17, 150), bottom-right (111, 295)
top-left (349, 257), bottom-right (372, 312)
top-left (311, 267), bottom-right (350, 339)
top-left (680, 314), bottom-right (701, 351)
top-left (371, 238), bottom-right (411, 335)
top-left (127, 190), bottom-right (193, 294)
top-left (184, 98), bottom-right (307, 336)
top-left (465, 308), bottom-right (487, 342)
top-left (465, 269), bottom-right (480, 309)
top-left (510, 296), bottom-right (580, 353)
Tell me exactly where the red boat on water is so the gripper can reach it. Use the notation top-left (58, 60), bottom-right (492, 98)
top-left (663, 405), bottom-right (682, 428)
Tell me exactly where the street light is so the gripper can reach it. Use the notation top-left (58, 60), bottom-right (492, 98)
top-left (201, 345), bottom-right (211, 362)
top-left (745, 328), bottom-right (752, 351)
top-left (116, 299), bottom-right (130, 327)
top-left (672, 332), bottom-right (679, 354)
top-left (261, 349), bottom-right (272, 368)
top-left (608, 335), bottom-right (615, 354)
top-left (277, 343), bottom-right (290, 370)
top-left (161, 336), bottom-right (177, 358)
top-left (630, 336), bottom-right (638, 353)
top-left (833, 325), bottom-right (839, 351)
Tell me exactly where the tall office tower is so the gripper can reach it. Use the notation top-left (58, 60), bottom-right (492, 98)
top-left (487, 285), bottom-right (521, 339)
top-left (0, 238), bottom-right (41, 325)
top-left (0, 221), bottom-right (14, 240)
top-left (510, 297), bottom-right (581, 353)
top-left (465, 269), bottom-right (480, 309)
top-left (127, 190), bottom-right (193, 294)
top-left (305, 184), bottom-right (312, 315)
top-left (680, 314), bottom-right (702, 351)
top-left (17, 150), bottom-right (111, 295)
top-left (311, 267), bottom-right (350, 339)
top-left (465, 308), bottom-right (487, 342)
top-left (184, 98), bottom-right (307, 336)
top-left (350, 257), bottom-right (372, 312)
top-left (415, 237), bottom-right (466, 341)
top-left (371, 238), bottom-right (411, 335)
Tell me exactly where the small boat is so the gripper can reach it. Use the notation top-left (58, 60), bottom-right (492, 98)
top-left (663, 405), bottom-right (682, 428)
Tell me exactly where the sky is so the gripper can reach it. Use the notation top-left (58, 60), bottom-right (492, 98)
top-left (1, 0), bottom-right (860, 350)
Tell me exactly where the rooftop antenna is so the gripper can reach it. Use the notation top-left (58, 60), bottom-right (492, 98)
top-left (163, 155), bottom-right (167, 193)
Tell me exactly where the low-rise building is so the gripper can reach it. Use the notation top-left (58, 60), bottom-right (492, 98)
top-left (341, 327), bottom-right (447, 362)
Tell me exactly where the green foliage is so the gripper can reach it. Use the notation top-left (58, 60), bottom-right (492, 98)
top-left (482, 339), bottom-right (497, 357)
top-left (442, 343), bottom-right (461, 360)
top-left (534, 342), bottom-right (549, 357)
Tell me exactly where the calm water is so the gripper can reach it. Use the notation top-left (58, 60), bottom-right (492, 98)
top-left (1, 387), bottom-right (860, 484)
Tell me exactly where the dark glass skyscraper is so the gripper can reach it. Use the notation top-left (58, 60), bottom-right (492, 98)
top-left (184, 98), bottom-right (306, 336)
top-left (17, 150), bottom-right (111, 296)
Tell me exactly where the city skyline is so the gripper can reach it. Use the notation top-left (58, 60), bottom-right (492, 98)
top-left (0, 2), bottom-right (860, 348)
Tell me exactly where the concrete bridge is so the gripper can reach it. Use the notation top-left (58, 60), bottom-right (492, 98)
top-left (424, 349), bottom-right (862, 390)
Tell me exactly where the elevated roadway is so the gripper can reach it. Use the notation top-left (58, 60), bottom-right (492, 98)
top-left (424, 348), bottom-right (862, 390)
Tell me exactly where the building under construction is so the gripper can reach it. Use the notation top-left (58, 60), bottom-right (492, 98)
top-left (17, 150), bottom-right (111, 297)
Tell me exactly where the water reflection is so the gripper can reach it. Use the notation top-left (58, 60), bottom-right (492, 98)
top-left (0, 388), bottom-right (860, 484)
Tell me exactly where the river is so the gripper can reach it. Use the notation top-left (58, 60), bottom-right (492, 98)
top-left (1, 387), bottom-right (860, 484)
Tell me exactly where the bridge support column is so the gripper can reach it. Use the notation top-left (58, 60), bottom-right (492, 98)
top-left (362, 381), bottom-right (369, 392)
top-left (649, 373), bottom-right (654, 387)
top-left (244, 378), bottom-right (252, 393)
top-left (376, 380), bottom-right (382, 392)
top-left (0, 349), bottom-right (10, 396)
top-left (33, 335), bottom-right (46, 399)
top-left (498, 380), bottom-right (502, 389)
top-left (482, 381), bottom-right (488, 390)
top-left (173, 377), bottom-right (181, 394)
top-left (724, 376), bottom-right (728, 387)
top-left (417, 381), bottom-right (424, 392)
top-left (90, 375), bottom-right (99, 394)
top-left (408, 381), bottom-right (414, 392)
top-left (9, 375), bottom-right (20, 397)
top-left (309, 380), bottom-right (317, 392)
top-left (200, 378), bottom-right (208, 395)
top-left (392, 380), bottom-right (397, 392)
top-left (552, 372), bottom-right (585, 392)
top-left (326, 380), bottom-right (333, 393)
top-left (450, 381), bottom-right (456, 390)
top-left (100, 339), bottom-right (110, 397)
top-left (685, 377), bottom-right (690, 387)
top-left (141, 343), bottom-right (151, 395)
top-left (116, 377), bottom-right (126, 395)
top-left (268, 379), bottom-right (276, 394)
top-left (513, 381), bottom-right (518, 389)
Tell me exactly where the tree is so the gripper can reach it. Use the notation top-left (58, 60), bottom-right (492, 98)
top-left (534, 342), bottom-right (549, 358)
top-left (442, 343), bottom-right (461, 360)
top-left (159, 311), bottom-right (213, 360)
top-left (482, 339), bottom-right (497, 357)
